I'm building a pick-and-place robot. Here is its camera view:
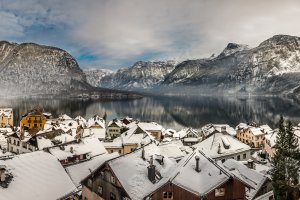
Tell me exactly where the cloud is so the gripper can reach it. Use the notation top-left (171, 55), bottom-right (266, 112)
top-left (0, 11), bottom-right (23, 39)
top-left (1, 0), bottom-right (300, 68)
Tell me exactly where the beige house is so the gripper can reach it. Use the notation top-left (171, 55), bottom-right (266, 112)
top-left (236, 124), bottom-right (272, 148)
top-left (0, 108), bottom-right (13, 127)
top-left (104, 125), bottom-right (152, 155)
top-left (106, 119), bottom-right (124, 139)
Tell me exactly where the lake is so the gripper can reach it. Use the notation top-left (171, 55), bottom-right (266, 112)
top-left (1, 95), bottom-right (300, 131)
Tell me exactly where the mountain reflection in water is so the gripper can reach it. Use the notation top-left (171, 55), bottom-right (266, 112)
top-left (0, 96), bottom-right (299, 130)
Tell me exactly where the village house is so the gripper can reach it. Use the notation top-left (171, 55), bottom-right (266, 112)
top-left (201, 124), bottom-right (237, 139)
top-left (103, 124), bottom-right (153, 155)
top-left (236, 123), bottom-right (272, 148)
top-left (264, 126), bottom-right (300, 160)
top-left (48, 137), bottom-right (107, 166)
top-left (20, 107), bottom-right (46, 134)
top-left (0, 151), bottom-right (77, 200)
top-left (137, 122), bottom-right (164, 141)
top-left (81, 143), bottom-right (253, 200)
top-left (193, 132), bottom-right (251, 162)
top-left (107, 119), bottom-right (124, 139)
top-left (7, 130), bottom-right (38, 154)
top-left (86, 115), bottom-right (106, 141)
top-left (221, 159), bottom-right (272, 200)
top-left (173, 128), bottom-right (200, 145)
top-left (0, 108), bottom-right (13, 127)
top-left (81, 143), bottom-right (179, 200)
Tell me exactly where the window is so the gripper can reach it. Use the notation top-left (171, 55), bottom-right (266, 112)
top-left (110, 150), bottom-right (114, 153)
top-left (17, 141), bottom-right (20, 146)
top-left (243, 153), bottom-right (246, 159)
top-left (97, 186), bottom-right (103, 195)
top-left (163, 191), bottom-right (173, 199)
top-left (237, 155), bottom-right (240, 160)
top-left (87, 179), bottom-right (92, 187)
top-left (84, 197), bottom-right (88, 200)
top-left (118, 150), bottom-right (121, 154)
top-left (215, 188), bottom-right (225, 197)
top-left (111, 176), bottom-right (115, 184)
top-left (110, 192), bottom-right (116, 200)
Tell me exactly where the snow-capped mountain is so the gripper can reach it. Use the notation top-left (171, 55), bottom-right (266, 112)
top-left (84, 69), bottom-right (114, 87)
top-left (0, 41), bottom-right (139, 98)
top-left (98, 61), bottom-right (177, 89)
top-left (164, 35), bottom-right (300, 96)
top-left (85, 34), bottom-right (300, 97)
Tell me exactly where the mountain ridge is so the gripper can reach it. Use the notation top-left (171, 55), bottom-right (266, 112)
top-left (85, 34), bottom-right (300, 98)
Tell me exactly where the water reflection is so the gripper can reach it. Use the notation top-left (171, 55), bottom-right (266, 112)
top-left (0, 96), bottom-right (299, 130)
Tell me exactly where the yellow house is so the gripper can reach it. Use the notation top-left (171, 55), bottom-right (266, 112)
top-left (20, 108), bottom-right (46, 133)
top-left (236, 124), bottom-right (272, 148)
top-left (0, 108), bottom-right (13, 127)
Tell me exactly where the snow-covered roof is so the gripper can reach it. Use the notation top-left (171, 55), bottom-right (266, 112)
top-left (202, 124), bottom-right (236, 137)
top-left (66, 152), bottom-right (118, 187)
top-left (221, 159), bottom-right (268, 200)
top-left (158, 142), bottom-right (186, 160)
top-left (49, 143), bottom-right (91, 160)
top-left (264, 130), bottom-right (278, 148)
top-left (107, 119), bottom-right (123, 128)
top-left (193, 132), bottom-right (251, 159)
top-left (81, 137), bottom-right (107, 157)
top-left (108, 143), bottom-right (178, 200)
top-left (138, 122), bottom-right (163, 131)
top-left (0, 151), bottom-right (76, 200)
top-left (116, 124), bottom-right (153, 145)
top-left (249, 127), bottom-right (265, 136)
top-left (87, 115), bottom-right (105, 128)
top-left (173, 128), bottom-right (198, 138)
top-left (0, 108), bottom-right (13, 117)
top-left (89, 128), bottom-right (106, 139)
top-left (171, 150), bottom-right (230, 196)
top-left (259, 125), bottom-right (272, 134)
top-left (254, 191), bottom-right (273, 200)
top-left (36, 136), bottom-right (53, 149)
top-left (59, 114), bottom-right (73, 121)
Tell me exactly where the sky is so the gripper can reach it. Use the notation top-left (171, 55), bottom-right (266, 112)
top-left (1, 0), bottom-right (300, 70)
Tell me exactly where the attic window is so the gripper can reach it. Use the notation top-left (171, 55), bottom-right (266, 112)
top-left (215, 188), bottom-right (225, 197)
top-left (163, 192), bottom-right (173, 199)
top-left (111, 176), bottom-right (115, 184)
top-left (87, 179), bottom-right (92, 187)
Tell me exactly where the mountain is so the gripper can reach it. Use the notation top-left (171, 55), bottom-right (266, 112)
top-left (84, 69), bottom-right (114, 87)
top-left (0, 41), bottom-right (140, 99)
top-left (86, 34), bottom-right (300, 97)
top-left (164, 35), bottom-right (300, 96)
top-left (98, 61), bottom-right (176, 90)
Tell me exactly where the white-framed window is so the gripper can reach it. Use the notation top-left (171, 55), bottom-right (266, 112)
top-left (97, 186), bottom-right (102, 194)
top-left (111, 175), bottom-right (115, 184)
top-left (87, 179), bottom-right (92, 187)
top-left (215, 188), bottom-right (225, 197)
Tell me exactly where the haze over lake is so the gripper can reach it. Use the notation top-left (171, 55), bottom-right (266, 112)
top-left (1, 95), bottom-right (299, 130)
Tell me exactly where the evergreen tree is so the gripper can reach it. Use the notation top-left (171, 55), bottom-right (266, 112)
top-left (103, 112), bottom-right (107, 122)
top-left (271, 116), bottom-right (300, 200)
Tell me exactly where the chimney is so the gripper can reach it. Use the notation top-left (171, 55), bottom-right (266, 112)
top-left (195, 155), bottom-right (201, 172)
top-left (142, 148), bottom-right (145, 160)
top-left (221, 126), bottom-right (226, 133)
top-left (70, 146), bottom-right (74, 154)
top-left (0, 164), bottom-right (6, 183)
top-left (218, 143), bottom-right (221, 154)
top-left (148, 156), bottom-right (156, 183)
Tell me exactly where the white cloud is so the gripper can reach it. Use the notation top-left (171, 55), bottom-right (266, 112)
top-left (0, 11), bottom-right (23, 38)
top-left (1, 0), bottom-right (300, 67)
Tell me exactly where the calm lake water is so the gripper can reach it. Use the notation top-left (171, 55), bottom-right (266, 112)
top-left (1, 95), bottom-right (300, 131)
